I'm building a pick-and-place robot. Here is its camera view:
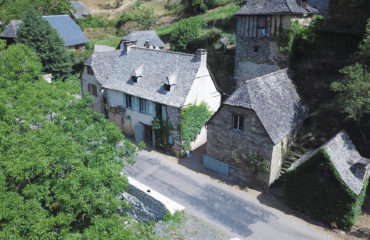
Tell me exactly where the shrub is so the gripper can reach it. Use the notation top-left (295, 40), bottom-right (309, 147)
top-left (77, 15), bottom-right (114, 30)
top-left (135, 5), bottom-right (156, 30)
top-left (284, 148), bottom-right (368, 229)
top-left (138, 140), bottom-right (146, 150)
top-left (170, 18), bottom-right (206, 52)
top-left (183, 0), bottom-right (227, 14)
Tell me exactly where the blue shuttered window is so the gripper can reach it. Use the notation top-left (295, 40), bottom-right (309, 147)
top-left (136, 97), bottom-right (140, 112)
top-left (123, 93), bottom-right (126, 108)
top-left (161, 105), bottom-right (167, 121)
top-left (152, 102), bottom-right (156, 118)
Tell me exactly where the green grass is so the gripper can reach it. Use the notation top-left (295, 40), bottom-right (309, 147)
top-left (156, 4), bottom-right (239, 36)
top-left (94, 36), bottom-right (122, 48)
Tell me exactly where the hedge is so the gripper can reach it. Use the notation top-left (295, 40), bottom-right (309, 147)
top-left (284, 148), bottom-right (368, 229)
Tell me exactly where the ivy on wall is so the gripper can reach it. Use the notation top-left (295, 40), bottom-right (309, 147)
top-left (179, 102), bottom-right (212, 151)
top-left (284, 148), bottom-right (368, 229)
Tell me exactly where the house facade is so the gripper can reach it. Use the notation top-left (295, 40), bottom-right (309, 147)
top-left (81, 42), bottom-right (221, 154)
top-left (234, 0), bottom-right (317, 85)
top-left (117, 31), bottom-right (165, 50)
top-left (206, 69), bottom-right (307, 189)
top-left (0, 15), bottom-right (89, 50)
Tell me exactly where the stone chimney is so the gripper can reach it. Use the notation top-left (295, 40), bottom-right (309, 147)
top-left (144, 40), bottom-right (154, 49)
top-left (122, 41), bottom-right (134, 54)
top-left (195, 49), bottom-right (207, 65)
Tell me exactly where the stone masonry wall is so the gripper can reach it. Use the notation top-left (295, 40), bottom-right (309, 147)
top-left (81, 66), bottom-right (104, 113)
top-left (207, 105), bottom-right (275, 188)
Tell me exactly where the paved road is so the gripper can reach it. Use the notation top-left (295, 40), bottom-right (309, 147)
top-left (123, 150), bottom-right (334, 240)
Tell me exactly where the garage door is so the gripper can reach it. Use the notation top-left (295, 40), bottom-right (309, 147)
top-left (203, 155), bottom-right (229, 176)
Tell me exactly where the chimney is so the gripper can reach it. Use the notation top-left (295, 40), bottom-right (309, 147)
top-left (196, 48), bottom-right (207, 65)
top-left (301, 0), bottom-right (307, 9)
top-left (122, 41), bottom-right (134, 54)
top-left (144, 40), bottom-right (154, 49)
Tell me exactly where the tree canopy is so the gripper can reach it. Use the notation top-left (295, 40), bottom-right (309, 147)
top-left (16, 9), bottom-right (72, 80)
top-left (0, 41), bottom-right (153, 239)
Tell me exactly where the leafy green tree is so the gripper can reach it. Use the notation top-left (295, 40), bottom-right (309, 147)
top-left (331, 63), bottom-right (370, 124)
top-left (135, 5), bottom-right (156, 30)
top-left (357, 19), bottom-right (370, 64)
top-left (16, 9), bottom-right (72, 79)
top-left (170, 18), bottom-right (206, 52)
top-left (0, 43), bottom-right (154, 239)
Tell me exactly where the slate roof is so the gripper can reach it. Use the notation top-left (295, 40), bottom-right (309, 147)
top-left (0, 15), bottom-right (89, 47)
top-left (84, 50), bottom-right (121, 85)
top-left (224, 69), bottom-right (307, 144)
top-left (102, 47), bottom-right (201, 108)
top-left (236, 0), bottom-right (318, 16)
top-left (0, 20), bottom-right (22, 38)
top-left (70, 1), bottom-right (91, 19)
top-left (122, 31), bottom-right (165, 49)
top-left (289, 131), bottom-right (369, 195)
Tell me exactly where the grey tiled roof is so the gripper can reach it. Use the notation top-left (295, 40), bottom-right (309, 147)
top-left (236, 0), bottom-right (318, 15)
top-left (84, 50), bottom-right (121, 84)
top-left (103, 47), bottom-right (201, 108)
top-left (225, 69), bottom-right (307, 144)
top-left (122, 31), bottom-right (165, 49)
top-left (0, 16), bottom-right (89, 47)
top-left (70, 1), bottom-right (91, 19)
top-left (290, 131), bottom-right (369, 195)
top-left (0, 20), bottom-right (22, 38)
top-left (43, 15), bottom-right (89, 46)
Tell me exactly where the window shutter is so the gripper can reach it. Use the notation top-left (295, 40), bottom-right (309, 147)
top-left (136, 97), bottom-right (140, 112)
top-left (145, 100), bottom-right (149, 114)
top-left (161, 105), bottom-right (167, 121)
top-left (123, 93), bottom-right (126, 108)
top-left (131, 96), bottom-right (135, 109)
top-left (152, 102), bottom-right (156, 118)
top-left (169, 136), bottom-right (173, 144)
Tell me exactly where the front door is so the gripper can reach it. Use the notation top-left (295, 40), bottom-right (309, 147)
top-left (156, 103), bottom-right (162, 120)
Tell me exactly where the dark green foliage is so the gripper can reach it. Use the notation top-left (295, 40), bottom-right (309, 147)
top-left (152, 118), bottom-right (174, 151)
top-left (0, 0), bottom-right (71, 22)
top-left (231, 151), bottom-right (270, 172)
top-left (16, 9), bottom-right (73, 80)
top-left (169, 18), bottom-right (206, 52)
top-left (357, 19), bottom-right (370, 64)
top-left (284, 149), bottom-right (368, 229)
top-left (116, 5), bottom-right (156, 31)
top-left (0, 43), bottom-right (155, 239)
top-left (182, 0), bottom-right (227, 14)
top-left (77, 15), bottom-right (115, 30)
top-left (180, 102), bottom-right (212, 151)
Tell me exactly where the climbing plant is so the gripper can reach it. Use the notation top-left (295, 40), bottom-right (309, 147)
top-left (151, 117), bottom-right (174, 151)
top-left (231, 151), bottom-right (270, 173)
top-left (179, 102), bottom-right (212, 151)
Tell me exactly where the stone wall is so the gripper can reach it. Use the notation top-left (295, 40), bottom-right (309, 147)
top-left (207, 105), bottom-right (275, 188)
top-left (81, 66), bottom-right (104, 113)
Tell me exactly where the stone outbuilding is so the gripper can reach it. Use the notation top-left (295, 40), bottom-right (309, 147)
top-left (81, 42), bottom-right (221, 155)
top-left (117, 30), bottom-right (165, 50)
top-left (285, 131), bottom-right (369, 229)
top-left (234, 0), bottom-right (318, 85)
top-left (0, 15), bottom-right (89, 50)
top-left (205, 69), bottom-right (307, 189)
top-left (70, 1), bottom-right (91, 20)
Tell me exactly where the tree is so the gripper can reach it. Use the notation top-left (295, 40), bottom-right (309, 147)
top-left (331, 63), bottom-right (370, 124)
top-left (169, 18), bottom-right (206, 52)
top-left (357, 19), bottom-right (370, 64)
top-left (16, 9), bottom-right (72, 80)
top-left (0, 43), bottom-right (154, 239)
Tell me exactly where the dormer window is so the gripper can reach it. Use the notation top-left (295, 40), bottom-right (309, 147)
top-left (164, 72), bottom-right (177, 92)
top-left (131, 64), bottom-right (144, 83)
top-left (86, 66), bottom-right (94, 75)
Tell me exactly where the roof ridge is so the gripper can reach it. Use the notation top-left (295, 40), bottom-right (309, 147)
top-left (285, 0), bottom-right (293, 13)
top-left (244, 68), bottom-right (288, 84)
top-left (131, 46), bottom-right (195, 57)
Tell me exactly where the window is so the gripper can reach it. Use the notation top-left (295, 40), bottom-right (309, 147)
top-left (132, 76), bottom-right (138, 83)
top-left (139, 98), bottom-right (147, 113)
top-left (254, 46), bottom-right (259, 52)
top-left (164, 84), bottom-right (171, 91)
top-left (86, 66), bottom-right (94, 75)
top-left (88, 83), bottom-right (98, 97)
top-left (233, 115), bottom-right (244, 131)
top-left (257, 16), bottom-right (267, 29)
top-left (126, 94), bottom-right (133, 109)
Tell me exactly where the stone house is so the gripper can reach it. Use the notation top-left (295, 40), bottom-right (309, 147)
top-left (70, 1), bottom-right (91, 20)
top-left (234, 0), bottom-right (317, 85)
top-left (117, 31), bottom-right (165, 50)
top-left (285, 131), bottom-right (369, 228)
top-left (205, 69), bottom-right (307, 189)
top-left (0, 15), bottom-right (89, 50)
top-left (81, 42), bottom-right (221, 154)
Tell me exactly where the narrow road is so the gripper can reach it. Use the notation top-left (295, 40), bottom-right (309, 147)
top-left (123, 150), bottom-right (334, 240)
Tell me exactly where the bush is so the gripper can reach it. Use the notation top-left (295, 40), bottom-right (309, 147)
top-left (170, 18), bottom-right (206, 52)
top-left (77, 15), bottom-right (114, 30)
top-left (284, 148), bottom-right (368, 229)
top-left (116, 5), bottom-right (156, 30)
top-left (183, 0), bottom-right (227, 14)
